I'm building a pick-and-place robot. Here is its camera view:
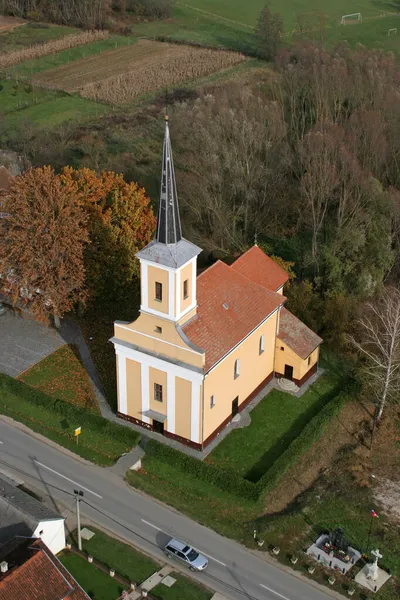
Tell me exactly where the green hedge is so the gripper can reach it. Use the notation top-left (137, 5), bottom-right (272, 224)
top-left (256, 383), bottom-right (358, 495)
top-left (0, 373), bottom-right (140, 465)
top-left (145, 380), bottom-right (357, 502)
top-left (145, 439), bottom-right (259, 502)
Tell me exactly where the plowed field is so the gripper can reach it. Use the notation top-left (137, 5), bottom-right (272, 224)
top-left (33, 39), bottom-right (245, 103)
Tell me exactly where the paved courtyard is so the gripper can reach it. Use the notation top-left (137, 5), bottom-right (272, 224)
top-left (0, 307), bottom-right (64, 377)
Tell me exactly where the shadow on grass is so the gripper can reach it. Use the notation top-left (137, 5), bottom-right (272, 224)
top-left (244, 379), bottom-right (346, 483)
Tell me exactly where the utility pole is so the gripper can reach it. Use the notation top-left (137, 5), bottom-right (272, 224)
top-left (74, 490), bottom-right (84, 551)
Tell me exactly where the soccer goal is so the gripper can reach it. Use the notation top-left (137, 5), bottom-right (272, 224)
top-left (341, 12), bottom-right (362, 25)
top-left (388, 27), bottom-right (397, 36)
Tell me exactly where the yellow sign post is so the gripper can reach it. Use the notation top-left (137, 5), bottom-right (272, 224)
top-left (74, 427), bottom-right (81, 445)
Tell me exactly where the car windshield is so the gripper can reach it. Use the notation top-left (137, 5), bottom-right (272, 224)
top-left (187, 549), bottom-right (199, 561)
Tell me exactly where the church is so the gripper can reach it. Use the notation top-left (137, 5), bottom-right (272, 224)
top-left (111, 117), bottom-right (322, 450)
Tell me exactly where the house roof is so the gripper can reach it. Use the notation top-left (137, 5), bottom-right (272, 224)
top-left (278, 307), bottom-right (322, 359)
top-left (231, 245), bottom-right (289, 292)
top-left (0, 538), bottom-right (90, 600)
top-left (137, 238), bottom-right (202, 269)
top-left (0, 477), bottom-right (63, 546)
top-left (182, 260), bottom-right (285, 371)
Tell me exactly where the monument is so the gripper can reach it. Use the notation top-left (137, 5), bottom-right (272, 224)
top-left (306, 527), bottom-right (361, 574)
top-left (355, 549), bottom-right (392, 593)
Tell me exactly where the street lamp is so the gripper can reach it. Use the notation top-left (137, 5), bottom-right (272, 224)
top-left (74, 490), bottom-right (84, 551)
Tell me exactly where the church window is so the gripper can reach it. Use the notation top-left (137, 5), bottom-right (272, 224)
top-left (154, 383), bottom-right (163, 402)
top-left (155, 326), bottom-right (162, 334)
top-left (183, 279), bottom-right (188, 300)
top-left (280, 346), bottom-right (284, 351)
top-left (210, 395), bottom-right (215, 408)
top-left (234, 358), bottom-right (240, 379)
top-left (308, 355), bottom-right (311, 366)
top-left (155, 282), bottom-right (163, 301)
top-left (259, 335), bottom-right (265, 354)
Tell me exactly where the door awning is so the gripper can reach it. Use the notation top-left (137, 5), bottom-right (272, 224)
top-left (142, 410), bottom-right (167, 422)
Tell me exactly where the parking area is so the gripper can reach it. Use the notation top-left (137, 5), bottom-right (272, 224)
top-left (0, 307), bottom-right (65, 377)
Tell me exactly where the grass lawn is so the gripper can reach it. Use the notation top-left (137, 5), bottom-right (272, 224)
top-left (207, 367), bottom-right (342, 481)
top-left (70, 527), bottom-right (158, 584)
top-left (59, 552), bottom-right (126, 600)
top-left (152, 572), bottom-right (213, 600)
top-left (0, 372), bottom-right (140, 466)
top-left (18, 344), bottom-right (99, 413)
top-left (0, 22), bottom-right (78, 53)
top-left (180, 0), bottom-right (384, 30)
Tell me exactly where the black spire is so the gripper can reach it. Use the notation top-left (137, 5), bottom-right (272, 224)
top-left (156, 116), bottom-right (182, 245)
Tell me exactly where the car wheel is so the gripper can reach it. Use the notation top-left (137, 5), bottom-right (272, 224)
top-left (189, 566), bottom-right (195, 571)
top-left (165, 551), bottom-right (171, 558)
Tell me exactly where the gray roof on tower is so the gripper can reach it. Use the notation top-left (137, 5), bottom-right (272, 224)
top-left (137, 116), bottom-right (201, 268)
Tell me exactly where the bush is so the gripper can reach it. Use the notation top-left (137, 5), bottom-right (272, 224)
top-left (126, 0), bottom-right (175, 19)
top-left (145, 439), bottom-right (259, 502)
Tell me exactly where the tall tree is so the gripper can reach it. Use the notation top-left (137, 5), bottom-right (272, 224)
top-left (60, 167), bottom-right (156, 303)
top-left (347, 287), bottom-right (400, 425)
top-left (0, 166), bottom-right (88, 324)
top-left (255, 4), bottom-right (284, 61)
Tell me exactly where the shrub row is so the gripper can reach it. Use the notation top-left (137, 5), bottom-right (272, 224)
top-left (145, 380), bottom-right (357, 503)
top-left (145, 439), bottom-right (259, 502)
top-left (255, 382), bottom-right (358, 495)
top-left (0, 373), bottom-right (140, 448)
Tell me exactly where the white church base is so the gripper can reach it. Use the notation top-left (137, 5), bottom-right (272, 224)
top-left (355, 566), bottom-right (391, 593)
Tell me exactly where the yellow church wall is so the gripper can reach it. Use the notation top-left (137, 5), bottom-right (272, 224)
top-left (174, 377), bottom-right (192, 439)
top-left (114, 314), bottom-right (204, 369)
top-left (149, 367), bottom-right (168, 422)
top-left (178, 306), bottom-right (197, 327)
top-left (126, 358), bottom-right (142, 419)
top-left (180, 262), bottom-right (193, 314)
top-left (274, 340), bottom-right (319, 381)
top-left (147, 265), bottom-right (169, 315)
top-left (202, 311), bottom-right (278, 441)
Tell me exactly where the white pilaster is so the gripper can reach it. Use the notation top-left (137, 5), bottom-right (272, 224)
top-left (141, 261), bottom-right (148, 312)
top-left (176, 268), bottom-right (181, 318)
top-left (141, 362), bottom-right (150, 424)
top-left (168, 269), bottom-right (174, 319)
top-left (192, 256), bottom-right (196, 309)
top-left (117, 354), bottom-right (127, 414)
top-left (167, 372), bottom-right (175, 433)
top-left (191, 382), bottom-right (201, 444)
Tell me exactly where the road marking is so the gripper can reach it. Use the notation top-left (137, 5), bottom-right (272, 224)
top-left (260, 584), bottom-right (292, 600)
top-left (141, 519), bottom-right (163, 532)
top-left (197, 551), bottom-right (226, 567)
top-left (33, 461), bottom-right (103, 499)
top-left (141, 519), bottom-right (227, 567)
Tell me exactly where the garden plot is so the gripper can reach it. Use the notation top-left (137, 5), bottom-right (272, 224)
top-left (33, 39), bottom-right (246, 104)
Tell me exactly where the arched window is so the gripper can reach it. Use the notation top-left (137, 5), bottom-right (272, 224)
top-left (234, 358), bottom-right (240, 379)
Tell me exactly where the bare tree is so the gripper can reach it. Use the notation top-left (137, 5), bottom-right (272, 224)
top-left (347, 287), bottom-right (400, 427)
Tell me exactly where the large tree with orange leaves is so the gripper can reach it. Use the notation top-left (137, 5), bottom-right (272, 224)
top-left (0, 166), bottom-right (88, 324)
top-left (60, 167), bottom-right (156, 303)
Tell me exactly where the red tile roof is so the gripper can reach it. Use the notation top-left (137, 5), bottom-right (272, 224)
top-left (231, 245), bottom-right (288, 292)
top-left (278, 307), bottom-right (322, 359)
top-left (182, 260), bottom-right (285, 371)
top-left (0, 538), bottom-right (89, 600)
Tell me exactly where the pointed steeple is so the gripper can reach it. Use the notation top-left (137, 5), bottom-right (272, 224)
top-left (156, 116), bottom-right (182, 245)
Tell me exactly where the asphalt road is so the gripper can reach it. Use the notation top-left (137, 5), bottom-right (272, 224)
top-left (0, 420), bottom-right (335, 600)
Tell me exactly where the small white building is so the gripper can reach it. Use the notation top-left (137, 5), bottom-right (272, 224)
top-left (0, 476), bottom-right (65, 555)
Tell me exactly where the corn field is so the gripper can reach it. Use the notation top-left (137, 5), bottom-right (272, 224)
top-left (79, 42), bottom-right (246, 105)
top-left (0, 30), bottom-right (109, 70)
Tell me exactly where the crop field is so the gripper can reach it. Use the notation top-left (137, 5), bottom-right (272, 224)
top-left (32, 39), bottom-right (246, 104)
top-left (0, 30), bottom-right (109, 70)
top-left (0, 22), bottom-right (78, 53)
top-left (0, 15), bottom-right (25, 32)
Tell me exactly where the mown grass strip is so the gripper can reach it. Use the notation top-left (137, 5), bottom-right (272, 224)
top-left (0, 373), bottom-right (140, 466)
